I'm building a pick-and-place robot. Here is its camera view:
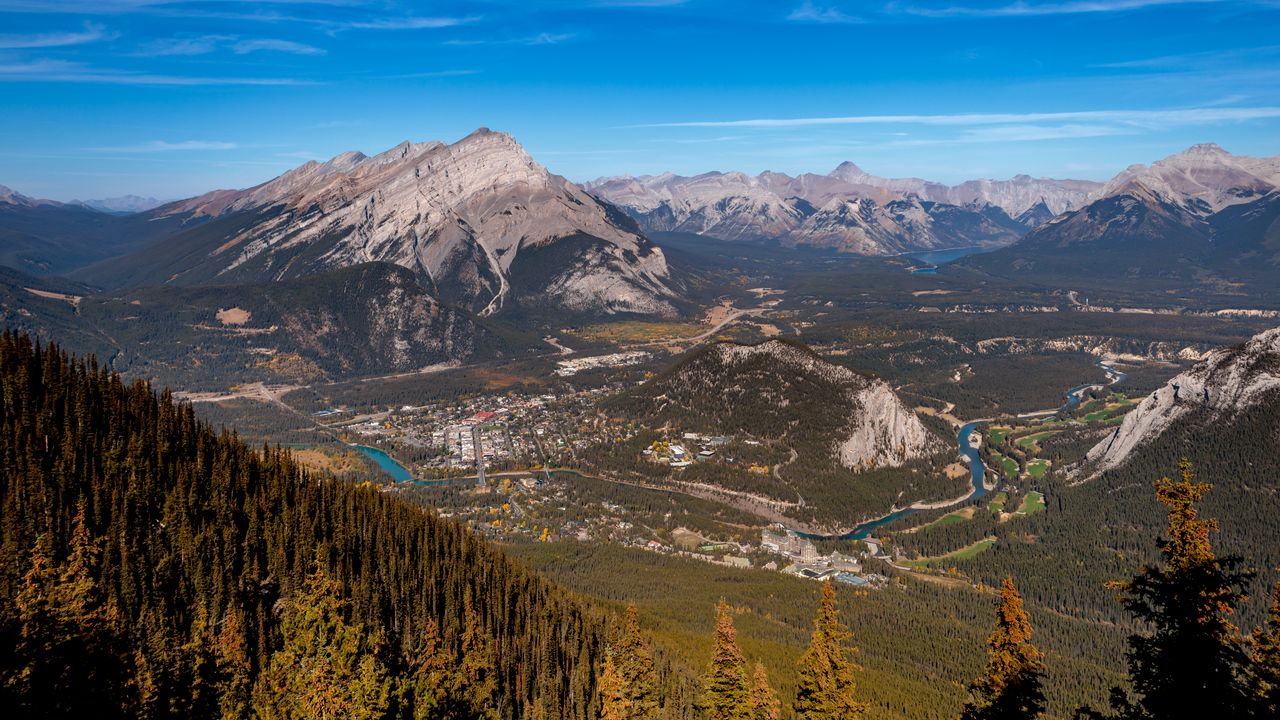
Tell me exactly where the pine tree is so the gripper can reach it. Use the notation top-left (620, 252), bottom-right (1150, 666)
top-left (961, 577), bottom-right (1046, 720)
top-left (406, 618), bottom-right (462, 720)
top-left (251, 565), bottom-right (390, 720)
top-left (1092, 461), bottom-right (1253, 719)
top-left (748, 662), bottom-right (780, 720)
top-left (214, 609), bottom-right (252, 720)
top-left (453, 594), bottom-right (500, 720)
top-left (700, 601), bottom-right (750, 720)
top-left (794, 580), bottom-right (865, 720)
top-left (12, 509), bottom-right (136, 719)
top-left (1249, 582), bottom-right (1280, 719)
top-left (614, 606), bottom-right (659, 720)
top-left (598, 650), bottom-right (629, 720)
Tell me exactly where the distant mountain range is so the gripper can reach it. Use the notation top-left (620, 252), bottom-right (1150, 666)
top-left (960, 144), bottom-right (1280, 293)
top-left (584, 164), bottom-right (1100, 254)
top-left (4, 137), bottom-right (1280, 348)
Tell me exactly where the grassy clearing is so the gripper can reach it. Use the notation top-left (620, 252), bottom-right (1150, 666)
top-left (907, 537), bottom-right (997, 567)
top-left (1016, 430), bottom-right (1060, 452)
top-left (991, 451), bottom-right (1019, 477)
top-left (988, 491), bottom-right (1008, 514)
top-left (914, 506), bottom-right (975, 533)
top-left (988, 426), bottom-right (1010, 446)
top-left (1027, 459), bottom-right (1049, 479)
top-left (570, 321), bottom-right (704, 343)
top-left (1018, 491), bottom-right (1046, 515)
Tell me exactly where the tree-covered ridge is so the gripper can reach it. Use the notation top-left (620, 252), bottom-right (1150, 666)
top-left (0, 331), bottom-right (623, 719)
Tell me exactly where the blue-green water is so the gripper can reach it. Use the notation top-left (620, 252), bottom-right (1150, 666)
top-left (906, 246), bottom-right (989, 266)
top-left (352, 445), bottom-right (413, 482)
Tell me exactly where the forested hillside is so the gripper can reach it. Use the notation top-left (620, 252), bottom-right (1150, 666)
top-left (0, 331), bottom-right (681, 719)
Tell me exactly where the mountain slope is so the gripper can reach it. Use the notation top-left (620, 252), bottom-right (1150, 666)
top-left (77, 129), bottom-right (679, 318)
top-left (1086, 325), bottom-right (1280, 474)
top-left (0, 331), bottom-right (666, 720)
top-left (633, 339), bottom-right (942, 470)
top-left (0, 188), bottom-right (197, 276)
top-left (606, 339), bottom-right (956, 522)
top-left (960, 145), bottom-right (1280, 294)
top-left (1, 262), bottom-right (538, 388)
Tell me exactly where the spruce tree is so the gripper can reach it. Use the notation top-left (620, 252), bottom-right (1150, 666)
top-left (1093, 462), bottom-right (1253, 719)
top-left (700, 601), bottom-right (750, 720)
top-left (406, 619), bottom-right (454, 720)
top-left (459, 595), bottom-right (499, 720)
top-left (794, 580), bottom-right (865, 720)
top-left (961, 578), bottom-right (1046, 720)
top-left (251, 565), bottom-right (390, 720)
top-left (214, 609), bottom-right (252, 720)
top-left (598, 650), bottom-right (629, 720)
top-left (1249, 582), bottom-right (1280, 719)
top-left (12, 508), bottom-right (135, 719)
top-left (748, 662), bottom-right (780, 720)
top-left (614, 606), bottom-right (659, 720)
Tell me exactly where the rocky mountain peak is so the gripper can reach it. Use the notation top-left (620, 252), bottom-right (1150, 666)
top-left (1086, 325), bottom-right (1280, 474)
top-left (111, 129), bottom-right (677, 317)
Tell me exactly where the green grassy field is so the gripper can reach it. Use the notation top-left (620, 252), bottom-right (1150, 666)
top-left (1018, 491), bottom-right (1046, 515)
top-left (988, 427), bottom-right (1009, 446)
top-left (987, 491), bottom-right (1008, 514)
top-left (907, 537), bottom-right (997, 567)
top-left (990, 451), bottom-right (1019, 477)
top-left (1016, 430), bottom-right (1060, 451)
top-left (1027, 459), bottom-right (1049, 479)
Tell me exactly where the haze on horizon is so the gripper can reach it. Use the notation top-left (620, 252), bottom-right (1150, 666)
top-left (1, 0), bottom-right (1279, 201)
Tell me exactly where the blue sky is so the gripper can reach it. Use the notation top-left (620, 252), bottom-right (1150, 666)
top-left (1, 0), bottom-right (1279, 200)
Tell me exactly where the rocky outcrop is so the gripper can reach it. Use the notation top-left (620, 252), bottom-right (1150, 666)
top-left (648, 339), bottom-right (944, 471)
top-left (107, 129), bottom-right (678, 317)
top-left (1086, 326), bottom-right (1280, 473)
top-left (839, 381), bottom-right (941, 470)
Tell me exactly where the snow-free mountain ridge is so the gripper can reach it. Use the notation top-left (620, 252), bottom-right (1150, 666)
top-left (1086, 325), bottom-right (1280, 474)
top-left (83, 129), bottom-right (679, 318)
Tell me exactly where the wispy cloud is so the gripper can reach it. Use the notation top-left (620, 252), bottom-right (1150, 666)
top-left (88, 140), bottom-right (239, 153)
top-left (345, 16), bottom-right (480, 30)
top-left (631, 106), bottom-right (1280, 128)
top-left (787, 2), bottom-right (863, 24)
top-left (375, 69), bottom-right (480, 79)
top-left (898, 0), bottom-right (1231, 19)
top-left (0, 59), bottom-right (310, 85)
top-left (445, 32), bottom-right (575, 46)
top-left (1094, 45), bottom-right (1280, 69)
top-left (134, 34), bottom-right (234, 56)
top-left (233, 38), bottom-right (325, 55)
top-left (957, 123), bottom-right (1138, 142)
top-left (0, 22), bottom-right (114, 49)
top-left (135, 34), bottom-right (325, 56)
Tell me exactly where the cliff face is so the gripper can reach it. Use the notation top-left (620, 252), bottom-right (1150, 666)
top-left (1086, 326), bottom-right (1280, 474)
top-left (631, 339), bottom-right (944, 471)
top-left (85, 129), bottom-right (679, 318)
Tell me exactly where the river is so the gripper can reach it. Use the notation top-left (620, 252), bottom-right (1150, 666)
top-left (800, 358), bottom-right (1127, 541)
top-left (352, 444), bottom-right (414, 482)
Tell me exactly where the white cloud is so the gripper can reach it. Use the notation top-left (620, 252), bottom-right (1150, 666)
top-left (0, 22), bottom-right (114, 49)
top-left (346, 16), bottom-right (480, 30)
top-left (233, 38), bottom-right (325, 55)
top-left (0, 59), bottom-right (309, 85)
top-left (787, 1), bottom-right (863, 24)
top-left (446, 32), bottom-right (575, 46)
top-left (632, 106), bottom-right (1280, 128)
top-left (957, 123), bottom-right (1138, 142)
top-left (89, 140), bottom-right (239, 153)
top-left (900, 0), bottom-right (1230, 18)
